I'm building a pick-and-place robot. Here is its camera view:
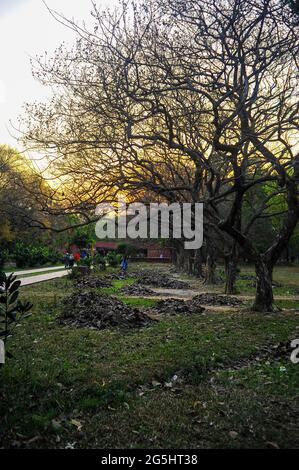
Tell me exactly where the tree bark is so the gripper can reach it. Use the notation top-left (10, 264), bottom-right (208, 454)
top-left (205, 251), bottom-right (216, 284)
top-left (175, 243), bottom-right (185, 271)
top-left (193, 248), bottom-right (203, 278)
top-left (252, 257), bottom-right (276, 312)
top-left (183, 250), bottom-right (193, 275)
top-left (225, 244), bottom-right (238, 294)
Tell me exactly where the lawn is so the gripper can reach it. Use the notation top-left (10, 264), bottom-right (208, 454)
top-left (0, 264), bottom-right (298, 449)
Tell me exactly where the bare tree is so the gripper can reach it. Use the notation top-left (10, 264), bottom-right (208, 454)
top-left (19, 0), bottom-right (298, 311)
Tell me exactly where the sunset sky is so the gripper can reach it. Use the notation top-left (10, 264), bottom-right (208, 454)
top-left (0, 0), bottom-right (111, 154)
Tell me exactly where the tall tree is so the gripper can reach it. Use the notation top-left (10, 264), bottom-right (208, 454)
top-left (20, 0), bottom-right (299, 311)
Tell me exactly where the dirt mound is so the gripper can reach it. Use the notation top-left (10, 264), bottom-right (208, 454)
top-left (259, 340), bottom-right (294, 362)
top-left (133, 270), bottom-right (189, 289)
top-left (74, 276), bottom-right (112, 289)
top-left (118, 284), bottom-right (157, 296)
top-left (191, 293), bottom-right (243, 306)
top-left (150, 298), bottom-right (205, 315)
top-left (58, 291), bottom-right (154, 330)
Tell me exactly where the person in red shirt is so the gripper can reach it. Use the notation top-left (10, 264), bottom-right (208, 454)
top-left (74, 252), bottom-right (80, 263)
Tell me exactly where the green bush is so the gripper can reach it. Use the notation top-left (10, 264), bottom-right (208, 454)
top-left (0, 249), bottom-right (9, 269)
top-left (93, 253), bottom-right (106, 270)
top-left (116, 243), bottom-right (136, 256)
top-left (13, 243), bottom-right (62, 268)
top-left (0, 273), bottom-right (33, 365)
top-left (105, 251), bottom-right (118, 267)
top-left (77, 256), bottom-right (93, 268)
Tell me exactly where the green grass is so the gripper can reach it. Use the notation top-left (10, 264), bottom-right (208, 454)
top-left (99, 277), bottom-right (137, 295)
top-left (0, 265), bottom-right (298, 449)
top-left (217, 264), bottom-right (299, 298)
top-left (120, 297), bottom-right (157, 307)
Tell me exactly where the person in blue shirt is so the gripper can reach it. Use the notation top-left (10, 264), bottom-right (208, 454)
top-left (120, 255), bottom-right (128, 275)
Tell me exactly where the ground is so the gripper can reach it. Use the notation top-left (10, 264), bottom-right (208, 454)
top-left (0, 263), bottom-right (298, 449)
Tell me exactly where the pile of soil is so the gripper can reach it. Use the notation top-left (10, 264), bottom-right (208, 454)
top-left (191, 293), bottom-right (244, 306)
top-left (150, 298), bottom-right (205, 316)
top-left (212, 340), bottom-right (296, 372)
top-left (133, 270), bottom-right (190, 289)
top-left (74, 276), bottom-right (112, 289)
top-left (118, 284), bottom-right (157, 296)
top-left (58, 291), bottom-right (154, 330)
top-left (258, 340), bottom-right (294, 362)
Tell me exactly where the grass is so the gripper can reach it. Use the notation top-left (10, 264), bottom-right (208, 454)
top-left (99, 277), bottom-right (137, 295)
top-left (0, 264), bottom-right (298, 449)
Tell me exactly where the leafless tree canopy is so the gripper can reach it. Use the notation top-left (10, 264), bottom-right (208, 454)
top-left (19, 0), bottom-right (299, 311)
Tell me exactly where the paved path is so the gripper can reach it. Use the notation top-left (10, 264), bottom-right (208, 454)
top-left (6, 266), bottom-right (65, 276)
top-left (19, 269), bottom-right (68, 286)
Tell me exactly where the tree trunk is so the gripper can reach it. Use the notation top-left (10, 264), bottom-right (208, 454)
top-left (175, 244), bottom-right (185, 271)
top-left (183, 250), bottom-right (193, 275)
top-left (252, 258), bottom-right (276, 312)
top-left (193, 248), bottom-right (203, 278)
top-left (205, 252), bottom-right (216, 284)
top-left (225, 244), bottom-right (238, 294)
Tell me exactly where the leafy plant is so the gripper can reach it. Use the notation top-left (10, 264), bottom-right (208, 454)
top-left (77, 256), bottom-right (93, 268)
top-left (67, 267), bottom-right (82, 280)
top-left (105, 251), bottom-right (118, 267)
top-left (0, 249), bottom-right (9, 269)
top-left (116, 243), bottom-right (136, 256)
top-left (0, 273), bottom-right (33, 365)
top-left (13, 242), bottom-right (62, 268)
top-left (93, 253), bottom-right (106, 270)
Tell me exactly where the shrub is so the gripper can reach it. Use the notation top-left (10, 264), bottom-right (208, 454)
top-left (67, 267), bottom-right (82, 280)
top-left (13, 243), bottom-right (62, 268)
top-left (0, 273), bottom-right (33, 366)
top-left (93, 253), bottom-right (106, 270)
top-left (0, 249), bottom-right (9, 269)
top-left (105, 251), bottom-right (118, 267)
top-left (77, 256), bottom-right (93, 268)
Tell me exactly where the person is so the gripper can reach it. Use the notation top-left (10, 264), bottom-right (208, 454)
top-left (69, 253), bottom-right (75, 268)
top-left (120, 255), bottom-right (128, 275)
top-left (64, 252), bottom-right (70, 269)
top-left (74, 252), bottom-right (81, 263)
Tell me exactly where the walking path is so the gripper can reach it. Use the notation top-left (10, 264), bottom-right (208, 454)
top-left (19, 269), bottom-right (68, 286)
top-left (6, 266), bottom-right (65, 276)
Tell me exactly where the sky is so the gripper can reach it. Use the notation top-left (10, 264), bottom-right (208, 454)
top-left (0, 0), bottom-right (112, 156)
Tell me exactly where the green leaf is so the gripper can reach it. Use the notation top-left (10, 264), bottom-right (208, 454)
top-left (9, 291), bottom-right (19, 305)
top-left (9, 280), bottom-right (21, 294)
top-left (8, 311), bottom-right (17, 321)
